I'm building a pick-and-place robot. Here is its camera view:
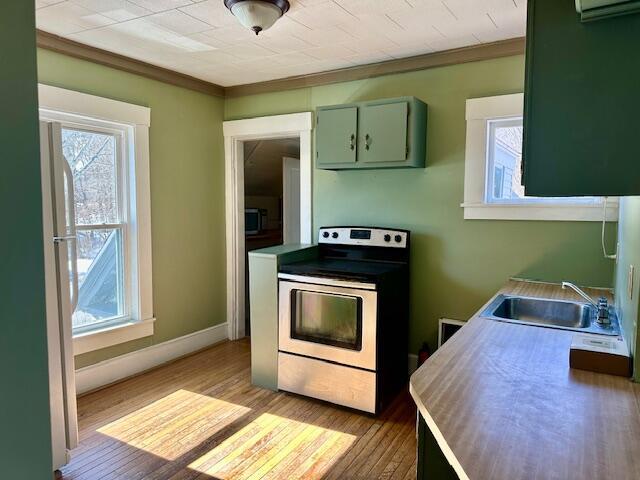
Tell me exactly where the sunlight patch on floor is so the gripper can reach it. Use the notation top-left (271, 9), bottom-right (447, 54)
top-left (188, 412), bottom-right (357, 480)
top-left (97, 389), bottom-right (252, 460)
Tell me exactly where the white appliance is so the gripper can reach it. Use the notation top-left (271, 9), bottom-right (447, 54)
top-left (40, 121), bottom-right (79, 471)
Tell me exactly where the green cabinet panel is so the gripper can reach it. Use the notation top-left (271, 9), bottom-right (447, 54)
top-left (360, 102), bottom-right (408, 164)
top-left (316, 106), bottom-right (357, 167)
top-left (523, 0), bottom-right (640, 196)
top-left (416, 413), bottom-right (459, 480)
top-left (248, 244), bottom-right (318, 390)
top-left (316, 96), bottom-right (427, 170)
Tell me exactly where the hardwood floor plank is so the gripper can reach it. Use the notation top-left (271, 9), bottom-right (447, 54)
top-left (322, 396), bottom-right (407, 480)
top-left (59, 339), bottom-right (417, 480)
top-left (375, 424), bottom-right (417, 480)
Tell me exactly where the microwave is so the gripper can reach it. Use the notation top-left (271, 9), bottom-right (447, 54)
top-left (245, 208), bottom-right (267, 235)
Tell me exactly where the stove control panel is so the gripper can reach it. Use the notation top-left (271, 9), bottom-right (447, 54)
top-left (318, 227), bottom-right (408, 248)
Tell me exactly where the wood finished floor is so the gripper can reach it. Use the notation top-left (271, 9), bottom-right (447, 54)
top-left (60, 339), bottom-right (417, 480)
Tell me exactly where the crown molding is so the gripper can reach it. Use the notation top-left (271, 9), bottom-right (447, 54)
top-left (225, 37), bottom-right (525, 97)
top-left (36, 30), bottom-right (226, 98)
top-left (37, 30), bottom-right (524, 99)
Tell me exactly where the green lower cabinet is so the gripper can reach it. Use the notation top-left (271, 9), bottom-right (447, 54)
top-left (417, 413), bottom-right (459, 480)
top-left (316, 96), bottom-right (427, 170)
top-left (248, 244), bottom-right (318, 390)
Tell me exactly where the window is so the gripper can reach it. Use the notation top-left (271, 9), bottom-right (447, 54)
top-left (488, 118), bottom-right (520, 203)
top-left (462, 94), bottom-right (618, 221)
top-left (40, 84), bottom-right (153, 354)
top-left (61, 126), bottom-right (127, 332)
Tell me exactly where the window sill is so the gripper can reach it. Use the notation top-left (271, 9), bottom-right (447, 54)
top-left (461, 202), bottom-right (619, 221)
top-left (73, 317), bottom-right (155, 356)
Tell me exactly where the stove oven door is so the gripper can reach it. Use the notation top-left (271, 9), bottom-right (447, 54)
top-left (278, 278), bottom-right (377, 371)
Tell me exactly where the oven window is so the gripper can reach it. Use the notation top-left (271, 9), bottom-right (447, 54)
top-left (291, 290), bottom-right (363, 351)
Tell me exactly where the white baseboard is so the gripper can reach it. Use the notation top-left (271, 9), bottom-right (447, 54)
top-left (75, 322), bottom-right (228, 395)
top-left (408, 353), bottom-right (418, 376)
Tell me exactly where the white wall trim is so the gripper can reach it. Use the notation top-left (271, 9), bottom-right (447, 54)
top-left (463, 93), bottom-right (619, 222)
top-left (462, 202), bottom-right (619, 221)
top-left (75, 322), bottom-right (228, 394)
top-left (408, 353), bottom-right (418, 376)
top-left (73, 317), bottom-right (155, 356)
top-left (38, 84), bottom-right (150, 126)
top-left (223, 112), bottom-right (312, 138)
top-left (465, 93), bottom-right (523, 121)
top-left (223, 112), bottom-right (314, 341)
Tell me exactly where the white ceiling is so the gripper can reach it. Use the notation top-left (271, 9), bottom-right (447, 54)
top-left (35, 0), bottom-right (527, 87)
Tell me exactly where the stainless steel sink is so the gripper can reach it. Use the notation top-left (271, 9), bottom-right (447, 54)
top-left (481, 294), bottom-right (620, 336)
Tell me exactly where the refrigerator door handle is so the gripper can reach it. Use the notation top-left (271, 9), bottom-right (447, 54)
top-left (53, 235), bottom-right (77, 243)
top-left (62, 159), bottom-right (79, 313)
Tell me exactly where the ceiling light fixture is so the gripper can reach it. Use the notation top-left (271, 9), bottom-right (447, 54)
top-left (224, 0), bottom-right (290, 35)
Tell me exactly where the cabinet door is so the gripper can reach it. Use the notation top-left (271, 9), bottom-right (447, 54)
top-left (360, 102), bottom-right (408, 164)
top-left (523, 0), bottom-right (640, 196)
top-left (316, 107), bottom-right (357, 167)
top-left (417, 413), bottom-right (459, 479)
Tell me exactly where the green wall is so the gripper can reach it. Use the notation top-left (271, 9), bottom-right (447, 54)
top-left (37, 49), bottom-right (227, 368)
top-left (0, 2), bottom-right (52, 476)
top-left (226, 55), bottom-right (616, 353)
top-left (35, 49), bottom-right (620, 362)
top-left (614, 197), bottom-right (640, 380)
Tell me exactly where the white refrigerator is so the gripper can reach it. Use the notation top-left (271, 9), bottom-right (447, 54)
top-left (40, 121), bottom-right (79, 471)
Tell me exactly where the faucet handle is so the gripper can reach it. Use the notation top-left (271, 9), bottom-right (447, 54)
top-left (597, 297), bottom-right (610, 324)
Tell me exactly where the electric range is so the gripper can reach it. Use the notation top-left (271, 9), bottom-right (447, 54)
top-left (277, 226), bottom-right (410, 414)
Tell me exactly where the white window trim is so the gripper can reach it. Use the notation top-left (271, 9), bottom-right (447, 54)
top-left (38, 84), bottom-right (155, 354)
top-left (462, 93), bottom-right (619, 221)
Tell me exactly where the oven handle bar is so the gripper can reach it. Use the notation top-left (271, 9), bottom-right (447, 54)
top-left (277, 273), bottom-right (377, 291)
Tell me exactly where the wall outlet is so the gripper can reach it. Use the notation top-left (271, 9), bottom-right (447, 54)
top-left (628, 264), bottom-right (635, 301)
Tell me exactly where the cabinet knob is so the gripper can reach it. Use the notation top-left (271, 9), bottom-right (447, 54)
top-left (365, 133), bottom-right (371, 150)
top-left (350, 133), bottom-right (355, 150)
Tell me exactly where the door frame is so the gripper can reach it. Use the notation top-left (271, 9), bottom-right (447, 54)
top-left (223, 112), bottom-right (313, 340)
top-left (282, 156), bottom-right (301, 244)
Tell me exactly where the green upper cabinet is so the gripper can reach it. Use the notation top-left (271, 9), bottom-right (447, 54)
top-left (316, 106), bottom-right (358, 167)
top-left (523, 0), bottom-right (640, 196)
top-left (316, 97), bottom-right (427, 170)
top-left (360, 101), bottom-right (408, 165)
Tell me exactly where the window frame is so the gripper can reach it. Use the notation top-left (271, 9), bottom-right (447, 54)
top-left (462, 93), bottom-right (618, 221)
top-left (39, 84), bottom-right (154, 355)
top-left (58, 120), bottom-right (130, 334)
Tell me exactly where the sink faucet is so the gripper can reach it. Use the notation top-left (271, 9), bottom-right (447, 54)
top-left (561, 282), bottom-right (610, 326)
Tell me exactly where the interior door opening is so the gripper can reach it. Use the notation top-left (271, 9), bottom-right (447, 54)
top-left (243, 137), bottom-right (301, 336)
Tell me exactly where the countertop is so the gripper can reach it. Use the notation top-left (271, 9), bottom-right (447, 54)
top-left (247, 243), bottom-right (316, 258)
top-left (409, 279), bottom-right (640, 480)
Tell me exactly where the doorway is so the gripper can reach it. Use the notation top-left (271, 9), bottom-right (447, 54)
top-left (223, 112), bottom-right (313, 341)
top-left (243, 138), bottom-right (300, 335)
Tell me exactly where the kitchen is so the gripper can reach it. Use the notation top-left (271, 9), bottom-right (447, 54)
top-left (3, 0), bottom-right (640, 479)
